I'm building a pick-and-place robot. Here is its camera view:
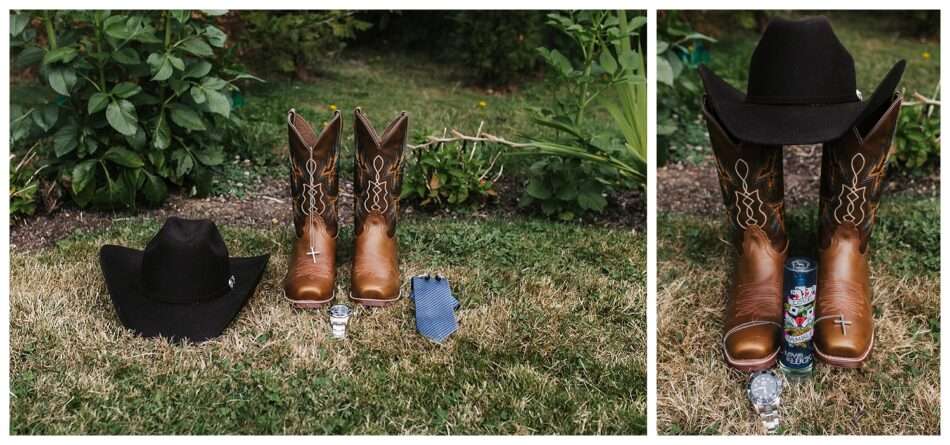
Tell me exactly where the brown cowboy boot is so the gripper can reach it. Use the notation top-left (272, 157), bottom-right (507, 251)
top-left (351, 108), bottom-right (408, 307)
top-left (703, 99), bottom-right (788, 371)
top-left (814, 95), bottom-right (901, 367)
top-left (283, 109), bottom-right (341, 308)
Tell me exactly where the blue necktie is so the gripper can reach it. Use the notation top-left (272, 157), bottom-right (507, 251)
top-left (410, 275), bottom-right (459, 343)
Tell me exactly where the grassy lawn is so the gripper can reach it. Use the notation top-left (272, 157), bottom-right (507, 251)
top-left (656, 195), bottom-right (939, 435)
top-left (215, 51), bottom-right (617, 197)
top-left (10, 215), bottom-right (646, 434)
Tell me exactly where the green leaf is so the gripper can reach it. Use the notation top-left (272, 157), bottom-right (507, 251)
top-left (142, 171), bottom-right (168, 204)
top-left (147, 52), bottom-right (173, 81)
top-left (125, 126), bottom-right (147, 150)
top-left (173, 149), bottom-right (195, 177)
top-left (194, 147), bottom-right (225, 166)
top-left (577, 191), bottom-right (607, 212)
top-left (112, 82), bottom-right (142, 99)
top-left (106, 99), bottom-right (139, 136)
top-left (657, 56), bottom-right (674, 87)
top-left (112, 47), bottom-right (141, 65)
top-left (103, 15), bottom-right (131, 40)
top-left (71, 159), bottom-right (97, 195)
top-left (170, 106), bottom-right (207, 131)
top-left (31, 104), bottom-right (59, 132)
top-left (204, 25), bottom-right (227, 47)
top-left (11, 13), bottom-right (30, 37)
top-left (526, 180), bottom-right (552, 200)
top-left (169, 79), bottom-right (191, 96)
top-left (179, 37), bottom-right (213, 57)
top-left (168, 54), bottom-right (185, 71)
top-left (599, 50), bottom-right (618, 75)
top-left (103, 146), bottom-right (145, 168)
top-left (153, 111), bottom-right (172, 150)
top-left (53, 124), bottom-right (79, 157)
top-left (542, 48), bottom-right (573, 77)
top-left (171, 10), bottom-right (191, 23)
top-left (190, 86), bottom-right (207, 104)
top-left (204, 89), bottom-right (230, 117)
top-left (14, 47), bottom-right (45, 69)
top-left (183, 60), bottom-right (212, 79)
top-left (48, 67), bottom-right (78, 96)
top-left (87, 92), bottom-right (110, 114)
top-left (43, 46), bottom-right (78, 65)
top-left (200, 76), bottom-right (227, 90)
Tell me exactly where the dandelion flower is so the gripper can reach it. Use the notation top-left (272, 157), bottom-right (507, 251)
top-left (478, 100), bottom-right (487, 109)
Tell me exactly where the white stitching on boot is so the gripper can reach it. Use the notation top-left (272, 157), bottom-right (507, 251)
top-left (733, 159), bottom-right (767, 229)
top-left (833, 153), bottom-right (867, 226)
top-left (364, 155), bottom-right (390, 214)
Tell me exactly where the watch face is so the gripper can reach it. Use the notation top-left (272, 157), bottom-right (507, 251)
top-left (749, 373), bottom-right (781, 404)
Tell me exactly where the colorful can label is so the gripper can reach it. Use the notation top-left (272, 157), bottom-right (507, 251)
top-left (780, 257), bottom-right (817, 371)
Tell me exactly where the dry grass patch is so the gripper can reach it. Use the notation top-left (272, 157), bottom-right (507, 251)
top-left (657, 198), bottom-right (939, 435)
top-left (10, 215), bottom-right (645, 434)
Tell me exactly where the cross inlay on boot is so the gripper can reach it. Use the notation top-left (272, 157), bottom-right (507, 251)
top-left (833, 315), bottom-right (852, 335)
top-left (306, 247), bottom-right (320, 263)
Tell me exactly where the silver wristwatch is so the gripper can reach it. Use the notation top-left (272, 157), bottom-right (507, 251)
top-left (747, 370), bottom-right (783, 434)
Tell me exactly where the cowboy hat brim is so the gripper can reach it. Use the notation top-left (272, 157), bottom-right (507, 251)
top-left (699, 60), bottom-right (905, 145)
top-left (99, 245), bottom-right (269, 343)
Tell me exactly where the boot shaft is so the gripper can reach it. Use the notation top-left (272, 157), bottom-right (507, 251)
top-left (353, 108), bottom-right (408, 238)
top-left (819, 95), bottom-right (901, 252)
top-left (287, 109), bottom-right (341, 238)
top-left (702, 98), bottom-right (787, 252)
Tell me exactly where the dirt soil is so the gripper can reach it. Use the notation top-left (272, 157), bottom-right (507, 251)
top-left (658, 144), bottom-right (939, 216)
top-left (11, 175), bottom-right (645, 251)
top-left (9, 178), bottom-right (351, 251)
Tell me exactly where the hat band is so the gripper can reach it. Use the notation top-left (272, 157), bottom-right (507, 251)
top-left (746, 93), bottom-right (858, 105)
top-left (143, 275), bottom-right (235, 305)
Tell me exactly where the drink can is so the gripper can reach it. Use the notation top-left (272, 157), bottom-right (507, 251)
top-left (779, 257), bottom-right (817, 377)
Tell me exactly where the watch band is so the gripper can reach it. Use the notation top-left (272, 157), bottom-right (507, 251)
top-left (756, 401), bottom-right (781, 434)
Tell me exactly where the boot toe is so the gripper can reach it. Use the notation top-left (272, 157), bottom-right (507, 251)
top-left (351, 281), bottom-right (399, 305)
top-left (285, 281), bottom-right (334, 304)
top-left (815, 326), bottom-right (872, 362)
top-left (725, 324), bottom-right (779, 362)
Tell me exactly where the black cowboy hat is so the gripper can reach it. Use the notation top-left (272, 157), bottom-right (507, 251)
top-left (99, 217), bottom-right (269, 342)
top-left (699, 16), bottom-right (905, 145)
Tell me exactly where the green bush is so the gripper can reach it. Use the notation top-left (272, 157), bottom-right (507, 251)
top-left (448, 12), bottom-right (546, 85)
top-left (354, 11), bottom-right (549, 86)
top-left (656, 11), bottom-right (716, 166)
top-left (10, 10), bottom-right (257, 209)
top-left (892, 101), bottom-right (940, 176)
top-left (519, 10), bottom-right (647, 220)
top-left (233, 11), bottom-right (370, 79)
top-left (401, 129), bottom-right (502, 208)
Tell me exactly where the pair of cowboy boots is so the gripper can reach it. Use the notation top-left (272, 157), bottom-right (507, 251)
top-left (284, 108), bottom-right (408, 308)
top-left (704, 94), bottom-right (902, 371)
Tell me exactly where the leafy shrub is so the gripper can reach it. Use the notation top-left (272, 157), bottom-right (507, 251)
top-left (448, 12), bottom-right (546, 85)
top-left (892, 101), bottom-right (940, 176)
top-left (401, 128), bottom-right (502, 208)
top-left (656, 11), bottom-right (716, 166)
top-left (10, 10), bottom-right (256, 209)
top-left (354, 11), bottom-right (550, 86)
top-left (519, 10), bottom-right (647, 220)
top-left (233, 11), bottom-right (370, 79)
